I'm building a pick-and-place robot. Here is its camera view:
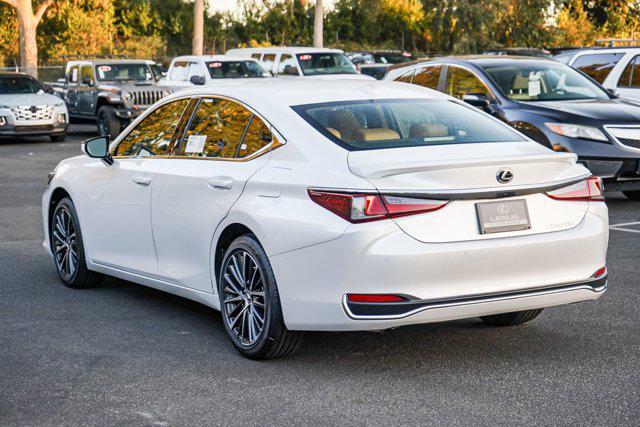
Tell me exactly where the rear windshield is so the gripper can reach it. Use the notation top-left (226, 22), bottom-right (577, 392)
top-left (206, 60), bottom-right (269, 78)
top-left (293, 99), bottom-right (524, 151)
top-left (296, 53), bottom-right (357, 76)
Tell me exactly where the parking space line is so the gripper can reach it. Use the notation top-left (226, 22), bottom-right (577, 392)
top-left (610, 221), bottom-right (640, 227)
top-left (610, 227), bottom-right (640, 234)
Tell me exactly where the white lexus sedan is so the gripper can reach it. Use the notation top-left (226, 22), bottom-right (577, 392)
top-left (42, 80), bottom-right (609, 359)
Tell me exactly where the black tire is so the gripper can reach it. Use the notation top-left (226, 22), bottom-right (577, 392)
top-left (50, 197), bottom-right (103, 289)
top-left (49, 133), bottom-right (66, 142)
top-left (96, 105), bottom-right (120, 140)
top-left (623, 191), bottom-right (640, 201)
top-left (480, 309), bottom-right (543, 326)
top-left (218, 235), bottom-right (303, 359)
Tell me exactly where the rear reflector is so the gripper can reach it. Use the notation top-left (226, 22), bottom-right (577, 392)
top-left (308, 190), bottom-right (448, 223)
top-left (592, 266), bottom-right (607, 278)
top-left (347, 294), bottom-right (407, 303)
top-left (546, 176), bottom-right (604, 202)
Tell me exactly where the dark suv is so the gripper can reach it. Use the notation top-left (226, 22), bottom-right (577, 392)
top-left (60, 59), bottom-right (171, 139)
top-left (386, 55), bottom-right (640, 199)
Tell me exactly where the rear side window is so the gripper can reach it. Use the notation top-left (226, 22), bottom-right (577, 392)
top-left (293, 99), bottom-right (524, 151)
top-left (394, 69), bottom-right (414, 83)
top-left (618, 55), bottom-right (640, 87)
top-left (572, 53), bottom-right (625, 83)
top-left (445, 67), bottom-right (494, 100)
top-left (277, 54), bottom-right (298, 76)
top-left (412, 65), bottom-right (442, 90)
top-left (115, 98), bottom-right (190, 157)
top-left (179, 98), bottom-right (252, 159)
top-left (238, 116), bottom-right (273, 158)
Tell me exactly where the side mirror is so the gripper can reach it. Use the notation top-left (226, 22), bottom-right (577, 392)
top-left (607, 88), bottom-right (620, 98)
top-left (462, 93), bottom-right (491, 108)
top-left (190, 75), bottom-right (206, 85)
top-left (45, 86), bottom-right (55, 94)
top-left (82, 136), bottom-right (113, 166)
top-left (82, 76), bottom-right (93, 86)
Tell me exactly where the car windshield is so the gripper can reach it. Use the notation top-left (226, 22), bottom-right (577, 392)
top-left (294, 99), bottom-right (524, 151)
top-left (95, 63), bottom-right (154, 81)
top-left (296, 53), bottom-right (357, 76)
top-left (479, 61), bottom-right (610, 101)
top-left (206, 60), bottom-right (269, 78)
top-left (0, 76), bottom-right (42, 94)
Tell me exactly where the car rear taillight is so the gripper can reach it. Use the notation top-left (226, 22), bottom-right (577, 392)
top-left (592, 266), bottom-right (607, 278)
top-left (546, 176), bottom-right (604, 202)
top-left (347, 294), bottom-right (408, 303)
top-left (308, 190), bottom-right (448, 223)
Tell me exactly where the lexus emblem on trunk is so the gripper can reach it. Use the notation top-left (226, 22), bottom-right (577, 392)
top-left (496, 169), bottom-right (513, 184)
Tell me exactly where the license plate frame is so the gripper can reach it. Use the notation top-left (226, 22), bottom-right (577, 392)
top-left (476, 199), bottom-right (531, 234)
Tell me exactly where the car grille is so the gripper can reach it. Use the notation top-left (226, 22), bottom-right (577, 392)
top-left (605, 125), bottom-right (640, 150)
top-left (14, 125), bottom-right (54, 133)
top-left (11, 105), bottom-right (54, 121)
top-left (128, 90), bottom-right (170, 107)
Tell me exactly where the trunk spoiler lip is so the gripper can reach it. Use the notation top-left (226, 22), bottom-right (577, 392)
top-left (309, 173), bottom-right (593, 201)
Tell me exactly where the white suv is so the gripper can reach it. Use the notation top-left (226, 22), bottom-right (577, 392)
top-left (557, 47), bottom-right (640, 102)
top-left (0, 72), bottom-right (68, 142)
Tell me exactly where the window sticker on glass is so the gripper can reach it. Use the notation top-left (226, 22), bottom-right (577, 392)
top-left (185, 134), bottom-right (207, 153)
top-left (98, 65), bottom-right (111, 72)
top-left (299, 54), bottom-right (312, 61)
top-left (528, 79), bottom-right (541, 97)
top-left (209, 62), bottom-right (222, 68)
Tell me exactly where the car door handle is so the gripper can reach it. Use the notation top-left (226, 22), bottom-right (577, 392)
top-left (206, 176), bottom-right (234, 190)
top-left (132, 175), bottom-right (152, 186)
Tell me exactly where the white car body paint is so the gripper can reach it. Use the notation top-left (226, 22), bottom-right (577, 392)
top-left (42, 79), bottom-right (608, 331)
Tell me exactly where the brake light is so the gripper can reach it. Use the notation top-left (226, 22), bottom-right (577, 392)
top-left (592, 266), bottom-right (607, 278)
top-left (347, 294), bottom-right (407, 303)
top-left (308, 190), bottom-right (448, 223)
top-left (546, 176), bottom-right (604, 202)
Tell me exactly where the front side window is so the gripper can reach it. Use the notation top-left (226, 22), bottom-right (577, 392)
top-left (481, 61), bottom-right (610, 102)
top-left (169, 61), bottom-right (189, 81)
top-left (179, 98), bottom-right (252, 159)
top-left (115, 98), bottom-right (190, 157)
top-left (206, 61), bottom-right (269, 79)
top-left (296, 53), bottom-right (357, 76)
top-left (0, 76), bottom-right (42, 94)
top-left (187, 62), bottom-right (205, 79)
top-left (294, 99), bottom-right (523, 151)
top-left (95, 63), bottom-right (153, 82)
top-left (413, 65), bottom-right (442, 90)
top-left (571, 53), bottom-right (624, 84)
top-left (618, 55), bottom-right (640, 87)
top-left (445, 67), bottom-right (493, 100)
top-left (277, 54), bottom-right (299, 76)
top-left (80, 65), bottom-right (94, 85)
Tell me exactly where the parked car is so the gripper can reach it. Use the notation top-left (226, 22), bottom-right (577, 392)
top-left (59, 59), bottom-right (171, 139)
top-left (346, 51), bottom-right (375, 65)
top-left (349, 50), bottom-right (415, 64)
top-left (159, 55), bottom-right (270, 89)
top-left (0, 72), bottom-right (68, 141)
top-left (43, 79), bottom-right (608, 359)
top-left (386, 55), bottom-right (640, 199)
top-left (225, 47), bottom-right (374, 79)
top-left (483, 48), bottom-right (552, 58)
top-left (555, 47), bottom-right (640, 103)
top-left (360, 63), bottom-right (392, 80)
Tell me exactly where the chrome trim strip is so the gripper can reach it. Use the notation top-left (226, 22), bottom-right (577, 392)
top-left (310, 173), bottom-right (590, 200)
top-left (343, 277), bottom-right (607, 320)
top-left (603, 124), bottom-right (640, 154)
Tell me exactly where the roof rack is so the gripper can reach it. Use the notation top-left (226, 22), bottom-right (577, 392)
top-left (57, 54), bottom-right (129, 60)
top-left (595, 36), bottom-right (640, 48)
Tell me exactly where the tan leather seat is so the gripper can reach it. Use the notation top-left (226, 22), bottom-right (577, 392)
top-left (326, 127), bottom-right (341, 139)
top-left (409, 123), bottom-right (449, 138)
top-left (327, 110), bottom-right (363, 142)
top-left (510, 74), bottom-right (530, 100)
top-left (361, 128), bottom-right (400, 141)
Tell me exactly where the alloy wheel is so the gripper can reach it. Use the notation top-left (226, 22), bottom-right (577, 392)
top-left (52, 207), bottom-right (78, 280)
top-left (221, 249), bottom-right (267, 347)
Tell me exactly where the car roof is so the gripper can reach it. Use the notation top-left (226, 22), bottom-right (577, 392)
top-left (67, 59), bottom-right (152, 65)
top-left (171, 55), bottom-right (258, 63)
top-left (0, 72), bottom-right (33, 78)
top-left (226, 46), bottom-right (344, 54)
top-left (387, 55), bottom-right (557, 72)
top-left (164, 79), bottom-right (449, 107)
top-left (569, 46), bottom-right (640, 54)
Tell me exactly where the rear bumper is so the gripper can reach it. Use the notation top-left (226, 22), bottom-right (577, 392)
top-left (344, 275), bottom-right (606, 319)
top-left (270, 203), bottom-right (608, 331)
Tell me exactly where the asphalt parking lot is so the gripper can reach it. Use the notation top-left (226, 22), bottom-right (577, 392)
top-left (1, 125), bottom-right (639, 425)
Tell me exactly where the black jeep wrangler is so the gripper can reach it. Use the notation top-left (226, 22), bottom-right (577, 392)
top-left (61, 59), bottom-right (171, 139)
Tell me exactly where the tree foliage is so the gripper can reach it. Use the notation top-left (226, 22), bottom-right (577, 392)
top-left (2, 0), bottom-right (640, 67)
